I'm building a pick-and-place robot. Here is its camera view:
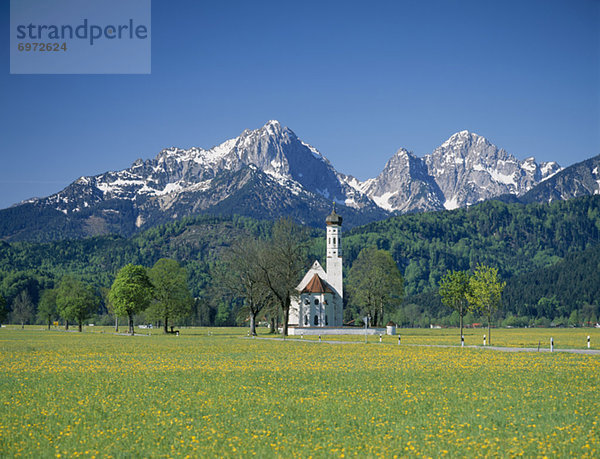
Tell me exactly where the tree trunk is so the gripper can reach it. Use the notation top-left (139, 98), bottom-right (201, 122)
top-left (78, 320), bottom-right (82, 332)
top-left (47, 318), bottom-right (51, 330)
top-left (250, 312), bottom-right (257, 336)
top-left (65, 320), bottom-right (69, 331)
top-left (282, 299), bottom-right (290, 336)
top-left (163, 316), bottom-right (168, 334)
top-left (115, 316), bottom-right (118, 332)
top-left (269, 317), bottom-right (275, 334)
top-left (487, 312), bottom-right (491, 345)
top-left (128, 313), bottom-right (134, 335)
top-left (459, 304), bottom-right (463, 343)
top-left (21, 321), bottom-right (24, 330)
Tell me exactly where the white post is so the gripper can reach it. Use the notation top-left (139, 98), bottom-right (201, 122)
top-left (379, 334), bottom-right (382, 343)
top-left (319, 335), bottom-right (321, 343)
top-left (461, 335), bottom-right (464, 348)
top-left (301, 332), bottom-right (304, 340)
top-left (483, 334), bottom-right (486, 346)
top-left (588, 335), bottom-right (590, 349)
top-left (398, 335), bottom-right (401, 345)
top-left (550, 337), bottom-right (554, 352)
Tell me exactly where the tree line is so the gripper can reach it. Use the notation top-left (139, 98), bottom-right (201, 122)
top-left (1, 196), bottom-right (600, 328)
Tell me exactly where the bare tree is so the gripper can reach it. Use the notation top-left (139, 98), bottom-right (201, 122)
top-left (218, 238), bottom-right (274, 336)
top-left (12, 290), bottom-right (34, 329)
top-left (257, 218), bottom-right (309, 336)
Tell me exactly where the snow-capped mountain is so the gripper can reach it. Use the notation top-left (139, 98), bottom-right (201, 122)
top-left (2, 121), bottom-right (389, 241)
top-left (0, 121), bottom-right (582, 243)
top-left (424, 130), bottom-right (561, 210)
top-left (345, 130), bottom-right (561, 213)
top-left (350, 148), bottom-right (444, 213)
top-left (39, 120), bottom-right (379, 215)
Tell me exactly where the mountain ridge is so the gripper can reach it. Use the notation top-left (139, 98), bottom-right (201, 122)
top-left (2, 120), bottom-right (598, 242)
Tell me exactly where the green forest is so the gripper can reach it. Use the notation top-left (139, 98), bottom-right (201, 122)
top-left (1, 195), bottom-right (599, 328)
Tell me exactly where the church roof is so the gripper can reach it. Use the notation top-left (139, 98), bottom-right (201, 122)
top-left (326, 205), bottom-right (342, 226)
top-left (301, 274), bottom-right (333, 294)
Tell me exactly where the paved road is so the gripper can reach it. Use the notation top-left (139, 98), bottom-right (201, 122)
top-left (250, 337), bottom-right (600, 355)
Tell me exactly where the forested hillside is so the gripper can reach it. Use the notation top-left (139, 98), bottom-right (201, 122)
top-left (1, 196), bottom-right (599, 326)
top-left (344, 195), bottom-right (600, 295)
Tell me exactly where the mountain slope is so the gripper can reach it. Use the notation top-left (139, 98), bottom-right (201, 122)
top-left (519, 154), bottom-right (600, 204)
top-left (351, 148), bottom-right (445, 213)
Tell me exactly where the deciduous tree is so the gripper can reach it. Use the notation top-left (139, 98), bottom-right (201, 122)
top-left (466, 265), bottom-right (505, 345)
top-left (256, 218), bottom-right (309, 336)
top-left (56, 277), bottom-right (100, 332)
top-left (109, 264), bottom-right (154, 335)
top-left (37, 288), bottom-right (58, 329)
top-left (148, 258), bottom-right (193, 333)
top-left (347, 248), bottom-right (404, 327)
top-left (218, 238), bottom-right (273, 336)
top-left (12, 290), bottom-right (34, 329)
top-left (439, 270), bottom-right (471, 341)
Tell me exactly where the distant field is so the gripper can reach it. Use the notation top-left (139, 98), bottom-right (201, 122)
top-left (278, 327), bottom-right (600, 350)
top-left (0, 328), bottom-right (598, 457)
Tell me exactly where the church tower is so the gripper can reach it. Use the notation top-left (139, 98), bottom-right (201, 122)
top-left (325, 205), bottom-right (343, 299)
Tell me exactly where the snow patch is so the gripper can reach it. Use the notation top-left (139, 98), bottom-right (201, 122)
top-left (371, 192), bottom-right (397, 211)
top-left (344, 197), bottom-right (359, 209)
top-left (444, 197), bottom-right (459, 210)
top-left (488, 170), bottom-right (517, 187)
top-left (156, 183), bottom-right (183, 196)
top-left (301, 141), bottom-right (327, 161)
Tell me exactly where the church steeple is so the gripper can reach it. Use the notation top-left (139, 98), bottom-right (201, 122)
top-left (326, 202), bottom-right (343, 227)
top-left (326, 203), bottom-right (343, 300)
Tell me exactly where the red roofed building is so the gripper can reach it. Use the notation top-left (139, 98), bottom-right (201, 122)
top-left (289, 207), bottom-right (344, 327)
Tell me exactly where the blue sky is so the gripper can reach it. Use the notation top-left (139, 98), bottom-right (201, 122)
top-left (1, 0), bottom-right (598, 209)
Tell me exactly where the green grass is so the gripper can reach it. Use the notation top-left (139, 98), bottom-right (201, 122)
top-left (0, 328), bottom-right (598, 457)
top-left (286, 327), bottom-right (600, 350)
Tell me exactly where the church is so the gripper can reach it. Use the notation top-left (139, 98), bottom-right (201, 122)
top-left (289, 207), bottom-right (344, 328)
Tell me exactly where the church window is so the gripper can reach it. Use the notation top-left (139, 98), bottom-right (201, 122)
top-left (314, 315), bottom-right (318, 326)
top-left (304, 298), bottom-right (310, 305)
top-left (325, 315), bottom-right (328, 326)
top-left (314, 298), bottom-right (319, 305)
top-left (304, 315), bottom-right (308, 326)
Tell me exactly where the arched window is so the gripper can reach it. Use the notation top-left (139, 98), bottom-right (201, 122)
top-left (325, 315), bottom-right (328, 326)
top-left (314, 315), bottom-right (319, 326)
top-left (314, 298), bottom-right (319, 305)
top-left (304, 315), bottom-right (308, 326)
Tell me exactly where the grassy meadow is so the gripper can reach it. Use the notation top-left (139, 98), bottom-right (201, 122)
top-left (1, 327), bottom-right (599, 457)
